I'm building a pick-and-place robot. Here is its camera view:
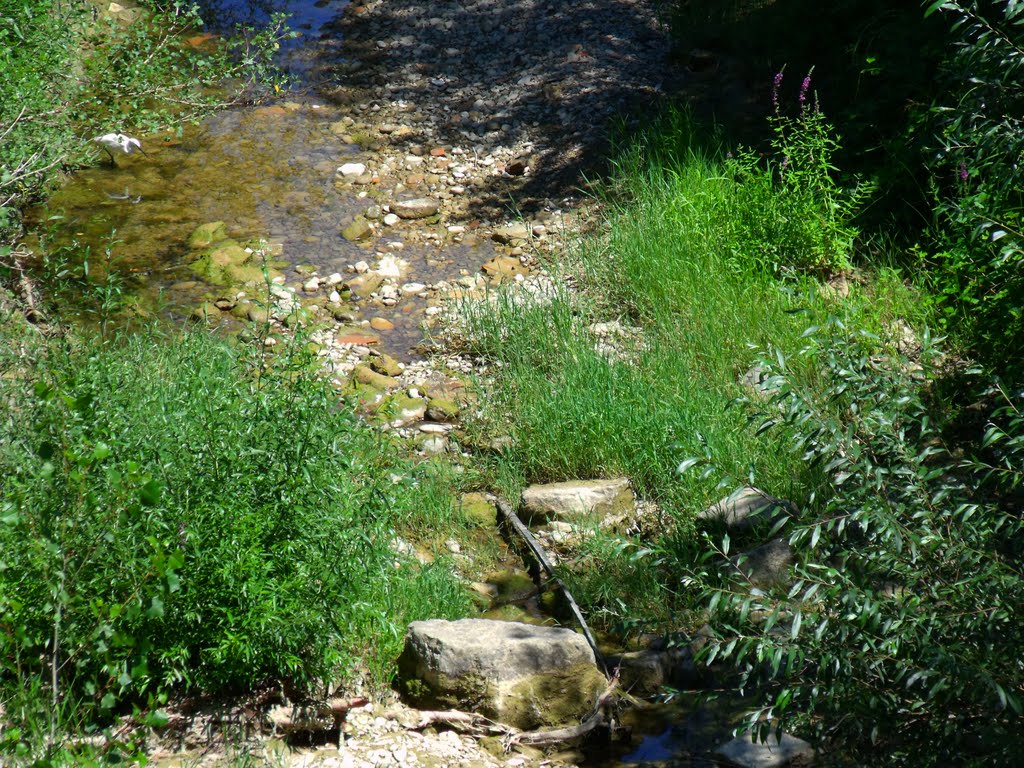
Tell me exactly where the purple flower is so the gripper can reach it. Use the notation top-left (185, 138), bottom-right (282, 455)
top-left (772, 70), bottom-right (784, 113)
top-left (799, 72), bottom-right (812, 106)
top-left (959, 161), bottom-right (968, 181)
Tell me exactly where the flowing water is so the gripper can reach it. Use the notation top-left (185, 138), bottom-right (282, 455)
top-left (26, 0), bottom-right (492, 360)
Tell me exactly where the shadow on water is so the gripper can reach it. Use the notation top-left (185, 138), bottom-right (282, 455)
top-left (197, 0), bottom-right (349, 85)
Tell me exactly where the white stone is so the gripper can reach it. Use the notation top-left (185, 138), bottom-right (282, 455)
top-left (383, 213), bottom-right (401, 226)
top-left (339, 162), bottom-right (367, 177)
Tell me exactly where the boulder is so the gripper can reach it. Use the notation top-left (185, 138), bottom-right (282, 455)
top-left (733, 538), bottom-right (794, 587)
top-left (699, 487), bottom-right (794, 535)
top-left (520, 478), bottom-right (634, 525)
top-left (714, 731), bottom-right (814, 768)
top-left (397, 619), bottom-right (606, 730)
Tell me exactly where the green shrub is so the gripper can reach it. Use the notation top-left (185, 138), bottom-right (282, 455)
top-left (688, 321), bottom-right (1024, 765)
top-left (924, 0), bottom-right (1024, 377)
top-left (725, 70), bottom-right (874, 275)
top-left (0, 327), bottom-right (470, 733)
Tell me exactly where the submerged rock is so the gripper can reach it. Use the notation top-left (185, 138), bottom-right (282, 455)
top-left (714, 731), bottom-right (814, 767)
top-left (397, 619), bottom-right (605, 730)
top-left (187, 221), bottom-right (228, 249)
top-left (342, 216), bottom-right (374, 242)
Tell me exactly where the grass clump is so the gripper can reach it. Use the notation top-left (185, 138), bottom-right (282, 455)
top-left (0, 325), bottom-right (471, 746)
top-left (459, 106), bottom-right (925, 627)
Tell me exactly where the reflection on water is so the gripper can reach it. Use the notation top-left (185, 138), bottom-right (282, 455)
top-left (198, 0), bottom-right (349, 82)
top-left (591, 696), bottom-right (745, 767)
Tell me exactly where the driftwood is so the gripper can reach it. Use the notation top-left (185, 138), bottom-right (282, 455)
top-left (495, 496), bottom-right (608, 676)
top-left (409, 709), bottom-right (496, 733)
top-left (408, 676), bottom-right (620, 749)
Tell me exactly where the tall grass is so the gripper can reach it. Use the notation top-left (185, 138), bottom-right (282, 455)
top-left (460, 110), bottom-right (924, 623)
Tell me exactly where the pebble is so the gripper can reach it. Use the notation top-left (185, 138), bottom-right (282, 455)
top-left (383, 213), bottom-right (401, 226)
top-left (419, 423), bottom-right (452, 434)
top-left (339, 162), bottom-right (367, 177)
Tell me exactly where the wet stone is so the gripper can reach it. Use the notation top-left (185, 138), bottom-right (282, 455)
top-left (392, 197), bottom-right (440, 219)
top-left (342, 216), bottom-right (374, 241)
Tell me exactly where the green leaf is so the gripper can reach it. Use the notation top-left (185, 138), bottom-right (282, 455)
top-left (139, 479), bottom-right (162, 507)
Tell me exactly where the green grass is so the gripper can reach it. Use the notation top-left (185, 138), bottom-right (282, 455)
top-left (459, 110), bottom-right (928, 625)
top-left (0, 324), bottom-right (472, 752)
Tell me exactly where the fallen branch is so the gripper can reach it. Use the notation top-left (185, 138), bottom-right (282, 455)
top-left (410, 709), bottom-right (495, 733)
top-left (495, 496), bottom-right (608, 676)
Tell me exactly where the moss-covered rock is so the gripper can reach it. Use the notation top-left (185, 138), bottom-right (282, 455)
top-left (342, 216), bottom-right (373, 242)
top-left (460, 492), bottom-right (496, 527)
top-left (375, 393), bottom-right (427, 427)
top-left (188, 301), bottom-right (222, 323)
top-left (352, 364), bottom-right (399, 391)
top-left (426, 397), bottom-right (460, 423)
top-left (369, 353), bottom-right (403, 377)
top-left (397, 619), bottom-right (605, 730)
top-left (281, 307), bottom-right (312, 329)
top-left (187, 221), bottom-right (228, 249)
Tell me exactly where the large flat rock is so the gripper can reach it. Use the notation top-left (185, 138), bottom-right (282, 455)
top-left (397, 619), bottom-right (606, 729)
top-left (520, 478), bottom-right (634, 524)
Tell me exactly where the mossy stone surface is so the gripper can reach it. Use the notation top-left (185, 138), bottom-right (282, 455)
top-left (426, 397), bottom-right (460, 422)
top-left (460, 492), bottom-right (496, 527)
top-left (187, 221), bottom-right (228, 249)
top-left (352, 364), bottom-right (399, 391)
top-left (369, 353), bottom-right (403, 377)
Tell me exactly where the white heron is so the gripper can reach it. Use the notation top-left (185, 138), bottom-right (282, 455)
top-left (93, 133), bottom-right (149, 165)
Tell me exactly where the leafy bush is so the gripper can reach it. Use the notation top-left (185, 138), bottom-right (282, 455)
top-left (0, 327), bottom-right (470, 734)
top-left (689, 321), bottom-right (1024, 765)
top-left (924, 0), bottom-right (1024, 376)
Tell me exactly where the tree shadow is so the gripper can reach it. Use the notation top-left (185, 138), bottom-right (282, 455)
top-left (301, 0), bottom-right (761, 220)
